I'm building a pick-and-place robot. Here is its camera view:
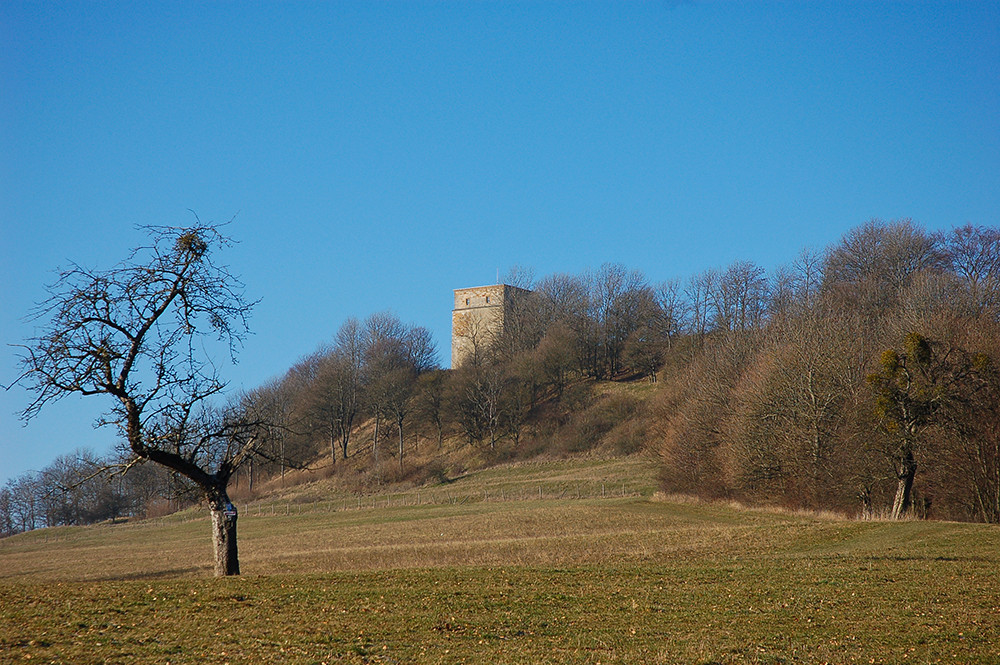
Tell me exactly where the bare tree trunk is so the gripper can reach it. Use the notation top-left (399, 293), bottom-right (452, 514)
top-left (859, 484), bottom-right (873, 519)
top-left (992, 437), bottom-right (1000, 522)
top-left (891, 447), bottom-right (917, 520)
top-left (373, 413), bottom-right (380, 474)
top-left (339, 422), bottom-right (351, 461)
top-left (209, 496), bottom-right (240, 576)
top-left (398, 419), bottom-right (405, 471)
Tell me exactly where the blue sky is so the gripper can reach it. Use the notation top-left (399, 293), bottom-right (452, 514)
top-left (2, 1), bottom-right (998, 486)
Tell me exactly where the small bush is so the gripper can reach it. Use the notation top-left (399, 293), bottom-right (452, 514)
top-left (420, 459), bottom-right (452, 485)
top-left (555, 392), bottom-right (641, 453)
top-left (605, 418), bottom-right (648, 455)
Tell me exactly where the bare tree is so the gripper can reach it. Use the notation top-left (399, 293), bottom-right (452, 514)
top-left (243, 378), bottom-right (304, 485)
top-left (729, 311), bottom-right (873, 510)
top-left (824, 218), bottom-right (940, 311)
top-left (768, 265), bottom-right (796, 323)
top-left (684, 269), bottom-right (716, 341)
top-left (941, 224), bottom-right (1000, 317)
top-left (0, 487), bottom-right (14, 537)
top-left (291, 318), bottom-right (369, 466)
top-left (332, 318), bottom-right (365, 460)
top-left (303, 349), bottom-right (353, 464)
top-left (361, 313), bottom-right (438, 470)
top-left (653, 278), bottom-right (686, 350)
top-left (363, 312), bottom-right (407, 461)
top-left (943, 342), bottom-right (1000, 522)
top-left (449, 363), bottom-right (508, 449)
top-left (6, 473), bottom-right (42, 533)
top-left (589, 263), bottom-right (655, 378)
top-left (533, 321), bottom-right (577, 397)
top-left (526, 272), bottom-right (585, 375)
top-left (535, 272), bottom-right (589, 328)
top-left (623, 326), bottom-right (665, 382)
top-left (413, 370), bottom-right (448, 450)
top-left (711, 261), bottom-right (769, 333)
top-left (14, 221), bottom-right (268, 576)
top-left (791, 247), bottom-right (825, 309)
top-left (390, 324), bottom-right (439, 468)
top-left (502, 264), bottom-right (536, 291)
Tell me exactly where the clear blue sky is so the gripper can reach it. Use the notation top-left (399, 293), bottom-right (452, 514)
top-left (2, 1), bottom-right (998, 486)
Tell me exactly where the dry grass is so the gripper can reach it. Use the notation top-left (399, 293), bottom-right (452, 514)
top-left (2, 456), bottom-right (999, 663)
top-left (653, 492), bottom-right (854, 522)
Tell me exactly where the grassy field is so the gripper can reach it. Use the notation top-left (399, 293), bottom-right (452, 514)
top-left (2, 456), bottom-right (999, 664)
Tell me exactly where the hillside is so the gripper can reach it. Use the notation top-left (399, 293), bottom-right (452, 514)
top-left (2, 456), bottom-right (998, 663)
top-left (224, 376), bottom-right (663, 508)
top-left (9, 220), bottom-right (1000, 539)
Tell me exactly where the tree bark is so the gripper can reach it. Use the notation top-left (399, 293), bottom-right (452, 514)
top-left (891, 446), bottom-right (917, 520)
top-left (209, 495), bottom-right (240, 576)
top-left (398, 418), bottom-right (405, 471)
top-left (339, 423), bottom-right (350, 461)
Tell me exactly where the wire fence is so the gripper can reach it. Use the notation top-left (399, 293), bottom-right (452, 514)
top-left (240, 479), bottom-right (651, 518)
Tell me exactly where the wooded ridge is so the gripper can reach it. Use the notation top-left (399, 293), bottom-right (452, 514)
top-left (5, 218), bottom-right (999, 535)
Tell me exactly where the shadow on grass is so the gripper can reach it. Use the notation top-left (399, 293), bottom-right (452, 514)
top-left (815, 553), bottom-right (994, 563)
top-left (867, 555), bottom-right (991, 562)
top-left (95, 566), bottom-right (209, 581)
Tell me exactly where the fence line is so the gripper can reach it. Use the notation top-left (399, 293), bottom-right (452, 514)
top-left (240, 480), bottom-right (647, 519)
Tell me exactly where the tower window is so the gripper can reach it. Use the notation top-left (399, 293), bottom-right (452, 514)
top-left (485, 296), bottom-right (490, 304)
top-left (465, 298), bottom-right (470, 305)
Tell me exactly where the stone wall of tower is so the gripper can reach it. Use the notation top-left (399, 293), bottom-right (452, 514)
top-left (451, 284), bottom-right (531, 368)
top-left (451, 284), bottom-right (505, 369)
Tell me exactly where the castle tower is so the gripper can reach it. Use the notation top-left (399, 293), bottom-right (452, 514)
top-left (451, 284), bottom-right (531, 368)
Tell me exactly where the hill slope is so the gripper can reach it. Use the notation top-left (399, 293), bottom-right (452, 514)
top-left (2, 457), bottom-right (999, 663)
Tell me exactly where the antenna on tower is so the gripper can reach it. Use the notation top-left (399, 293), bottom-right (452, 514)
top-left (496, 267), bottom-right (499, 284)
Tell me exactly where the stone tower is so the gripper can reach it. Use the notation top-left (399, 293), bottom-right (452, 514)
top-left (451, 284), bottom-right (531, 368)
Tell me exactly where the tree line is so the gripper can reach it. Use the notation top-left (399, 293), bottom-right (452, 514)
top-left (656, 220), bottom-right (1000, 522)
top-left (0, 448), bottom-right (189, 536)
top-left (262, 260), bottom-right (683, 472)
top-left (7, 218), bottom-right (999, 554)
top-left (269, 218), bottom-right (1000, 524)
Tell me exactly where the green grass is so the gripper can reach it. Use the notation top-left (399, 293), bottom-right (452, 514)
top-left (2, 457), bottom-right (999, 663)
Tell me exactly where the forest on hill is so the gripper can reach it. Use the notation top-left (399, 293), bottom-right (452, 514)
top-left (3, 218), bottom-right (999, 534)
